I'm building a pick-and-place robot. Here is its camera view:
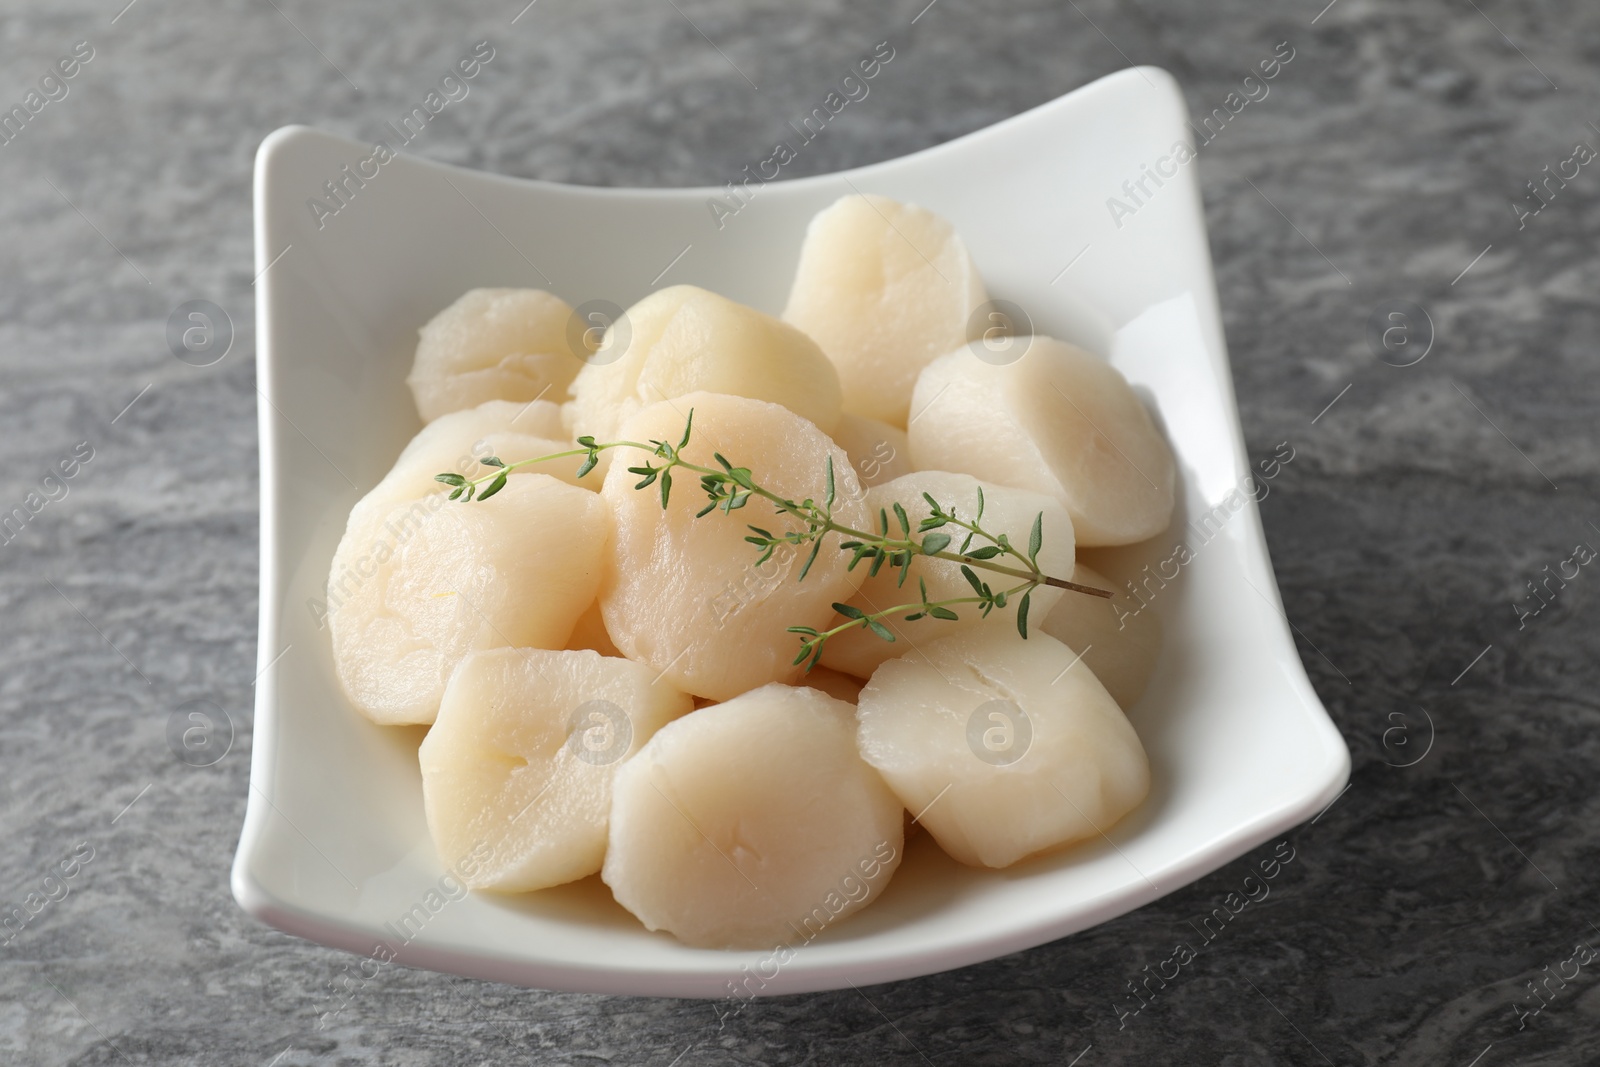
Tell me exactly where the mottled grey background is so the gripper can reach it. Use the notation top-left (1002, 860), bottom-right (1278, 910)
top-left (1, 0), bottom-right (1596, 1063)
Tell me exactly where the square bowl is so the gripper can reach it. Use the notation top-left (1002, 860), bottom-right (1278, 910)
top-left (234, 65), bottom-right (1349, 997)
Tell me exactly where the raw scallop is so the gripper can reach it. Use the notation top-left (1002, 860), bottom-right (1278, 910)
top-left (420, 647), bottom-right (691, 891)
top-left (783, 194), bottom-right (988, 427)
top-left (599, 392), bottom-right (869, 701)
top-left (408, 289), bottom-right (583, 423)
top-left (907, 336), bottom-right (1175, 545)
top-left (330, 474), bottom-right (609, 725)
top-left (567, 285), bottom-right (842, 447)
top-left (603, 683), bottom-right (904, 948)
top-left (856, 627), bottom-right (1149, 868)
top-left (323, 399), bottom-right (595, 671)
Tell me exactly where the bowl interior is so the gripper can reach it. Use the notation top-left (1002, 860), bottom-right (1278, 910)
top-left (237, 65), bottom-right (1349, 996)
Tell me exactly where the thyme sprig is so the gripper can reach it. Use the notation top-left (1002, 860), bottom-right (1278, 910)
top-left (434, 410), bottom-right (1110, 668)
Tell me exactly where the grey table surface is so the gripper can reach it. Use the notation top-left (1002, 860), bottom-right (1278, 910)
top-left (2, 0), bottom-right (1597, 1063)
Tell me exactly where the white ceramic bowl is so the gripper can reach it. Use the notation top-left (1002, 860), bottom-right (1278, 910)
top-left (234, 65), bottom-right (1349, 997)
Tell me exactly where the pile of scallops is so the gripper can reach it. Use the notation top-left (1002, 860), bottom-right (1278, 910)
top-left (326, 194), bottom-right (1176, 949)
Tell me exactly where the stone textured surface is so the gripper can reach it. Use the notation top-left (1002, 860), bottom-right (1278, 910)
top-left (2, 0), bottom-right (1597, 1063)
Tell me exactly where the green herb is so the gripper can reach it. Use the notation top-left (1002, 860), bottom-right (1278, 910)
top-left (436, 411), bottom-right (1111, 667)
